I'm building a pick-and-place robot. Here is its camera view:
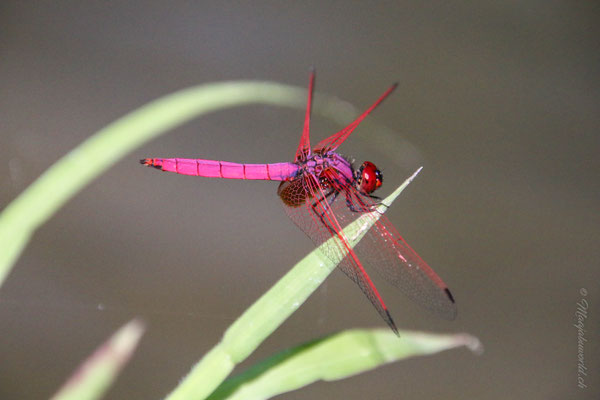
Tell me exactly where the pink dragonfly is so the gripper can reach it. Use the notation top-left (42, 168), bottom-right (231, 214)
top-left (141, 71), bottom-right (456, 333)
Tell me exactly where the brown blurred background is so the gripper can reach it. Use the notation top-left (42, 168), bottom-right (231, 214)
top-left (1, 2), bottom-right (598, 399)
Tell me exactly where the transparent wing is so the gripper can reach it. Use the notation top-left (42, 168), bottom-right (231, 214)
top-left (278, 175), bottom-right (399, 334)
top-left (293, 69), bottom-right (315, 162)
top-left (313, 83), bottom-right (397, 154)
top-left (334, 185), bottom-right (457, 320)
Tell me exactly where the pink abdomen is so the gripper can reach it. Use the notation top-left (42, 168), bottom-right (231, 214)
top-left (141, 158), bottom-right (299, 181)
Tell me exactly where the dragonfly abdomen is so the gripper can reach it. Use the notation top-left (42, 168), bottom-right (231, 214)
top-left (140, 158), bottom-right (299, 181)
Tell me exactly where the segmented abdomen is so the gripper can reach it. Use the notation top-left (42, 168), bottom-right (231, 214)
top-left (141, 158), bottom-right (299, 181)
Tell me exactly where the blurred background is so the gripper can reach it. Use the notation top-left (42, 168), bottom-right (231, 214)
top-left (1, 1), bottom-right (598, 399)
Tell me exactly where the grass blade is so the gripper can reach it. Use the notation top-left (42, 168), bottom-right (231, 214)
top-left (0, 81), bottom-right (308, 287)
top-left (208, 329), bottom-right (482, 400)
top-left (0, 80), bottom-right (406, 288)
top-left (50, 319), bottom-right (145, 400)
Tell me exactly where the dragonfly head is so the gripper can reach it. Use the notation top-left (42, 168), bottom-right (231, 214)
top-left (355, 161), bottom-right (383, 194)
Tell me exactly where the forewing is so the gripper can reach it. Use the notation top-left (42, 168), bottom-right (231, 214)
top-left (313, 83), bottom-right (398, 154)
top-left (294, 69), bottom-right (315, 162)
top-left (335, 187), bottom-right (457, 320)
top-left (278, 175), bottom-right (398, 333)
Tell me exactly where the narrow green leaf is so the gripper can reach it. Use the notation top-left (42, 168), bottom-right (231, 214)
top-left (165, 170), bottom-right (421, 400)
top-left (209, 329), bottom-right (482, 400)
top-left (50, 319), bottom-right (145, 400)
top-left (0, 81), bottom-right (307, 287)
top-left (0, 80), bottom-right (402, 288)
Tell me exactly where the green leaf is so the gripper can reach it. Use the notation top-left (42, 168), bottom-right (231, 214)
top-left (209, 329), bottom-right (482, 400)
top-left (50, 319), bottom-right (145, 400)
top-left (0, 80), bottom-right (404, 288)
top-left (165, 170), bottom-right (422, 400)
top-left (0, 82), bottom-right (308, 286)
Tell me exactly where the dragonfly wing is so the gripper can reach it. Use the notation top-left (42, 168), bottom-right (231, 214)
top-left (294, 69), bottom-right (315, 162)
top-left (314, 83), bottom-right (398, 154)
top-left (334, 186), bottom-right (457, 320)
top-left (278, 175), bottom-right (398, 334)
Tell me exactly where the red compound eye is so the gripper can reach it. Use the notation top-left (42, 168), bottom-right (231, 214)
top-left (357, 161), bottom-right (383, 194)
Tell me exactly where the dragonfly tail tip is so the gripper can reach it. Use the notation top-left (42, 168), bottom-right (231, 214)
top-left (140, 158), bottom-right (162, 170)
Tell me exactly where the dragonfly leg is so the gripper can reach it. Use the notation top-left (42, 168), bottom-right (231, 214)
top-left (310, 189), bottom-right (339, 234)
top-left (369, 194), bottom-right (389, 213)
top-left (345, 193), bottom-right (388, 214)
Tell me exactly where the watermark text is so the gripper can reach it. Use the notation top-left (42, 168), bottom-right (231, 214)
top-left (574, 288), bottom-right (588, 389)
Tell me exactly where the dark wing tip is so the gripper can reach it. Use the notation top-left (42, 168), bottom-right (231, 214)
top-left (385, 309), bottom-right (400, 337)
top-left (442, 288), bottom-right (458, 320)
top-left (140, 158), bottom-right (150, 165)
top-left (445, 288), bottom-right (455, 303)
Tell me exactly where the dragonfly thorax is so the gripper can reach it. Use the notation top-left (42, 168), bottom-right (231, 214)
top-left (299, 152), bottom-right (354, 183)
top-left (298, 154), bottom-right (382, 195)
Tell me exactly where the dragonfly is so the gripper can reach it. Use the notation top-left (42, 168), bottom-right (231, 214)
top-left (141, 71), bottom-right (456, 334)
